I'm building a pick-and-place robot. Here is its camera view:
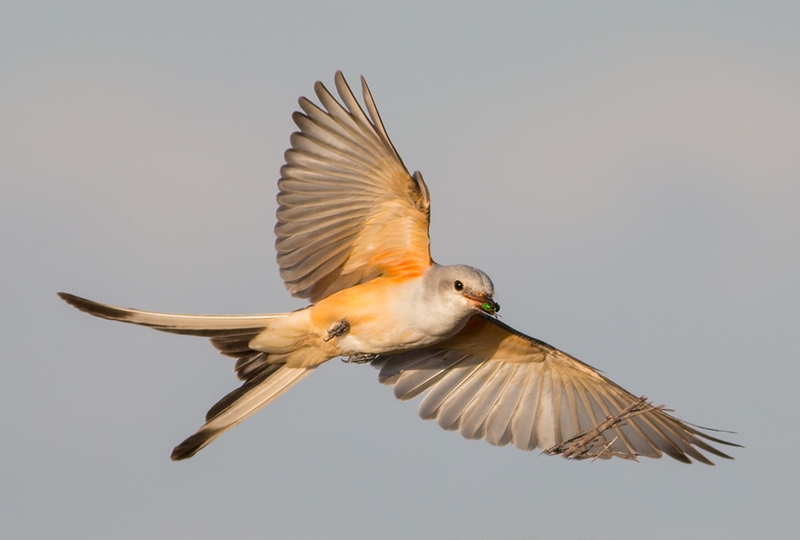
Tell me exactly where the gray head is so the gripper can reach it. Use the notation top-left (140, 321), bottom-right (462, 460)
top-left (425, 264), bottom-right (499, 316)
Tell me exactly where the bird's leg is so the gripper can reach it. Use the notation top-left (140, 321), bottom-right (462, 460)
top-left (342, 353), bottom-right (378, 364)
top-left (324, 319), bottom-right (349, 342)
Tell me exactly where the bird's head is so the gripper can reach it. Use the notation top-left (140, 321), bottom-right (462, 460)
top-left (427, 264), bottom-right (500, 316)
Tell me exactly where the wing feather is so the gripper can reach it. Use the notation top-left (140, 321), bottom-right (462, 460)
top-left (277, 229), bottom-right (360, 267)
top-left (374, 314), bottom-right (739, 463)
top-left (509, 364), bottom-right (544, 451)
top-left (437, 361), bottom-right (503, 432)
top-left (459, 363), bottom-right (517, 440)
top-left (417, 357), bottom-right (480, 420)
top-left (484, 365), bottom-right (527, 446)
top-left (276, 72), bottom-right (431, 303)
top-left (393, 351), bottom-right (465, 401)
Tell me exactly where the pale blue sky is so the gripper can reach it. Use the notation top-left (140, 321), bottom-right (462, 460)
top-left (2, 2), bottom-right (799, 539)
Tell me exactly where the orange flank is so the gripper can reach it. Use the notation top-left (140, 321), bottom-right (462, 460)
top-left (308, 275), bottom-right (422, 355)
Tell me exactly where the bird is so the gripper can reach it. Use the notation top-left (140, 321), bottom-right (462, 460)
top-left (59, 71), bottom-right (738, 464)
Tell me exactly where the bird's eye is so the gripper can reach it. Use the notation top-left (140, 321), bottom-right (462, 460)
top-left (454, 280), bottom-right (463, 291)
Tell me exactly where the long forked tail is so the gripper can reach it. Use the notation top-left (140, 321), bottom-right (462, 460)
top-left (58, 292), bottom-right (314, 460)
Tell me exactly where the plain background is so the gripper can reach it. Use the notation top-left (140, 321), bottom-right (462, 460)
top-left (2, 2), bottom-right (798, 539)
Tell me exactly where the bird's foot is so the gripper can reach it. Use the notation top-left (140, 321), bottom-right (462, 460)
top-left (342, 353), bottom-right (378, 364)
top-left (324, 319), bottom-right (349, 342)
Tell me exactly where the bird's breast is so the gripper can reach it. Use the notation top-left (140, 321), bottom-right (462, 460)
top-left (309, 276), bottom-right (470, 355)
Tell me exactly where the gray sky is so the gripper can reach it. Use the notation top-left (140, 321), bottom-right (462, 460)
top-left (2, 2), bottom-right (798, 539)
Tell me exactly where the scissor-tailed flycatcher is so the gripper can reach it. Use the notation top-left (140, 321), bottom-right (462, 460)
top-left (60, 72), bottom-right (737, 463)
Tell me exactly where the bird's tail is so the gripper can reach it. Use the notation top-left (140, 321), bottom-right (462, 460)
top-left (57, 292), bottom-right (286, 336)
top-left (58, 292), bottom-right (317, 459)
top-left (170, 363), bottom-right (314, 459)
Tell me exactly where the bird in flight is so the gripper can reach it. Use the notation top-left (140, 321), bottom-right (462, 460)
top-left (60, 72), bottom-right (737, 463)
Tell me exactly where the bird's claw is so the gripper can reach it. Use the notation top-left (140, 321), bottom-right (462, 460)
top-left (342, 353), bottom-right (377, 364)
top-left (324, 319), bottom-right (349, 342)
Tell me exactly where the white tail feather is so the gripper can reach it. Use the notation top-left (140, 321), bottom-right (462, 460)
top-left (171, 365), bottom-right (315, 460)
top-left (58, 292), bottom-right (284, 334)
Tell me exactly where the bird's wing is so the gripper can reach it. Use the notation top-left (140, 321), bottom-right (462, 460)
top-left (374, 315), bottom-right (738, 464)
top-left (276, 71), bottom-right (432, 303)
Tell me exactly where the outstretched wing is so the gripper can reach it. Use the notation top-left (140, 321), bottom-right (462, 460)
top-left (276, 71), bottom-right (432, 303)
top-left (375, 315), bottom-right (739, 464)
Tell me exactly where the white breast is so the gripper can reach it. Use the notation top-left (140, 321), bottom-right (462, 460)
top-left (388, 277), bottom-right (475, 347)
top-left (334, 277), bottom-right (475, 356)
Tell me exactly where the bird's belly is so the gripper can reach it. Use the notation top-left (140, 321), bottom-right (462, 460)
top-left (335, 322), bottom-right (452, 355)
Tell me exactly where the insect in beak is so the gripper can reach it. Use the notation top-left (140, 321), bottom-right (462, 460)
top-left (465, 293), bottom-right (500, 315)
top-left (481, 299), bottom-right (500, 315)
